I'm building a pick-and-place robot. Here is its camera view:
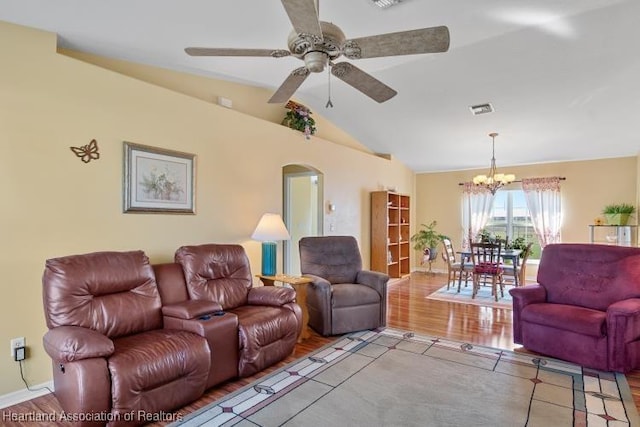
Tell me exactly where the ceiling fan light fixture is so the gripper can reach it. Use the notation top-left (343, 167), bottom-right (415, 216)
top-left (304, 51), bottom-right (328, 72)
top-left (372, 0), bottom-right (402, 9)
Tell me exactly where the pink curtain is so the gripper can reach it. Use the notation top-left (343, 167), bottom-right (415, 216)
top-left (522, 177), bottom-right (563, 247)
top-left (461, 183), bottom-right (495, 250)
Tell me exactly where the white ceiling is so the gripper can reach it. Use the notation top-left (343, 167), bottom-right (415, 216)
top-left (1, 0), bottom-right (639, 172)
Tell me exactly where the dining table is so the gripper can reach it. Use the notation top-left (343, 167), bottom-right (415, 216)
top-left (457, 248), bottom-right (523, 287)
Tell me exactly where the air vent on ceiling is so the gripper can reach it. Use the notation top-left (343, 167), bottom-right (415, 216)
top-left (469, 103), bottom-right (494, 115)
top-left (372, 0), bottom-right (402, 9)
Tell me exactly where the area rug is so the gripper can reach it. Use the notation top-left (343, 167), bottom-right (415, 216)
top-left (426, 281), bottom-right (514, 309)
top-left (170, 328), bottom-right (639, 427)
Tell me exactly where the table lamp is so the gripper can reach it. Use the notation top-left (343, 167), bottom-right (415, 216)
top-left (251, 213), bottom-right (291, 276)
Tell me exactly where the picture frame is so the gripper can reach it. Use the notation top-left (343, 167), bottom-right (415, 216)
top-left (123, 142), bottom-right (196, 214)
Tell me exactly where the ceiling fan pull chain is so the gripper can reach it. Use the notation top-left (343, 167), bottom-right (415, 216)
top-left (325, 63), bottom-right (334, 108)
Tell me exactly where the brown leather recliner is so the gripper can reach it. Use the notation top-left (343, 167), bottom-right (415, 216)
top-left (175, 244), bottom-right (302, 377)
top-left (299, 236), bottom-right (389, 336)
top-left (42, 251), bottom-right (210, 427)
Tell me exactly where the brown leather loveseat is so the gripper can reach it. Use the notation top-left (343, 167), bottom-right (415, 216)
top-left (42, 246), bottom-right (302, 426)
top-left (42, 250), bottom-right (210, 426)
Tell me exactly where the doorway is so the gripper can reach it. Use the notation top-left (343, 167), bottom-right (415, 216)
top-left (283, 164), bottom-right (324, 275)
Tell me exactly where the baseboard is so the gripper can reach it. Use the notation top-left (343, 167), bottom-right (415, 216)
top-left (412, 267), bottom-right (447, 274)
top-left (0, 381), bottom-right (53, 409)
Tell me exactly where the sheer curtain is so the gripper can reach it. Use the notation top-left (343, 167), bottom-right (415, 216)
top-left (522, 177), bottom-right (563, 247)
top-left (461, 183), bottom-right (495, 250)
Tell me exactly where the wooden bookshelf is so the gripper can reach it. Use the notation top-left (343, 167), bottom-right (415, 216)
top-left (371, 191), bottom-right (410, 278)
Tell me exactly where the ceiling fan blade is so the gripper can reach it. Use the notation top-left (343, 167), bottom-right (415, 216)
top-left (331, 62), bottom-right (397, 103)
top-left (281, 0), bottom-right (323, 39)
top-left (268, 67), bottom-right (311, 104)
top-left (185, 47), bottom-right (291, 58)
top-left (343, 26), bottom-right (450, 59)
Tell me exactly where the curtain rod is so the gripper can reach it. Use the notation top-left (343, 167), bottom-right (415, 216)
top-left (457, 177), bottom-right (566, 186)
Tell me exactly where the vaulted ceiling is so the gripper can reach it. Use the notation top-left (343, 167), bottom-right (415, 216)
top-left (1, 0), bottom-right (638, 172)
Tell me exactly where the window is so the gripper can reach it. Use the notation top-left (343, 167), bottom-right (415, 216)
top-left (484, 189), bottom-right (542, 260)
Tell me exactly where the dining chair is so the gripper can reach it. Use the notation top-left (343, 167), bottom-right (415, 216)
top-left (441, 237), bottom-right (472, 292)
top-left (502, 242), bottom-right (533, 287)
top-left (470, 242), bottom-right (504, 301)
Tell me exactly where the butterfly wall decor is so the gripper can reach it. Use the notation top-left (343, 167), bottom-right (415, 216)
top-left (70, 139), bottom-right (100, 163)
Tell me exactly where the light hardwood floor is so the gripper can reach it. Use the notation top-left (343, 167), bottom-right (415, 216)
top-left (3, 272), bottom-right (640, 426)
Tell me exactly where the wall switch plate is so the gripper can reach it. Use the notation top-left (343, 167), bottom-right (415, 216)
top-left (10, 337), bottom-right (25, 358)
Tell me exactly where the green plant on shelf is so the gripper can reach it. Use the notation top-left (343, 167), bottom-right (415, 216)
top-left (282, 107), bottom-right (316, 139)
top-left (602, 203), bottom-right (636, 225)
top-left (603, 203), bottom-right (636, 215)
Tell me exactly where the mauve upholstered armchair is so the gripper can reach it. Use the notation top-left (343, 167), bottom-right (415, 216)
top-left (299, 236), bottom-right (389, 336)
top-left (510, 243), bottom-right (640, 372)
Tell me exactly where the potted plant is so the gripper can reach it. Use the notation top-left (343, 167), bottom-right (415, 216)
top-left (476, 228), bottom-right (506, 245)
top-left (506, 236), bottom-right (532, 259)
top-left (282, 105), bottom-right (316, 139)
top-left (602, 203), bottom-right (636, 225)
top-left (410, 221), bottom-right (447, 262)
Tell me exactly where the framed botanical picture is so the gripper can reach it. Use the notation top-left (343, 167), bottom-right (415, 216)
top-left (123, 142), bottom-right (196, 214)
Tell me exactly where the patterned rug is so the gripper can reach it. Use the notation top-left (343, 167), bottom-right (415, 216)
top-left (426, 281), bottom-right (514, 309)
top-left (170, 328), bottom-right (639, 427)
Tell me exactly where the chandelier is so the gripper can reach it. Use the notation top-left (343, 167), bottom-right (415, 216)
top-left (472, 132), bottom-right (515, 194)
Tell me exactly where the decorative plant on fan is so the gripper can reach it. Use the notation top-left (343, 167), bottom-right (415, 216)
top-left (282, 102), bottom-right (316, 139)
top-left (410, 221), bottom-right (447, 263)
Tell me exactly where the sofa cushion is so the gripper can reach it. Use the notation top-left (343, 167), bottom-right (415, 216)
top-left (299, 236), bottom-right (362, 284)
top-left (109, 329), bottom-right (209, 422)
top-left (332, 284), bottom-right (381, 308)
top-left (176, 244), bottom-right (252, 309)
top-left (43, 250), bottom-right (162, 337)
top-left (522, 303), bottom-right (607, 337)
top-left (537, 244), bottom-right (640, 311)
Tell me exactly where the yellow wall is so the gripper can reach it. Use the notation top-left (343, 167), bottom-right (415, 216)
top-left (59, 49), bottom-right (374, 156)
top-left (415, 157), bottom-right (638, 273)
top-left (0, 21), bottom-right (414, 395)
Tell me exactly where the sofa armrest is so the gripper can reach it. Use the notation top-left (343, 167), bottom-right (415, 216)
top-left (508, 284), bottom-right (547, 344)
top-left (356, 270), bottom-right (389, 296)
top-left (162, 300), bottom-right (223, 320)
top-left (304, 274), bottom-right (332, 289)
top-left (607, 298), bottom-right (640, 372)
top-left (43, 326), bottom-right (114, 363)
top-left (608, 298), bottom-right (640, 341)
top-left (356, 270), bottom-right (389, 327)
top-left (304, 274), bottom-right (333, 334)
top-left (509, 284), bottom-right (547, 306)
top-left (248, 286), bottom-right (296, 306)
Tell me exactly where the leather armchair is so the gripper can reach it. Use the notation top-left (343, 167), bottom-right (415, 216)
top-left (42, 251), bottom-right (210, 427)
top-left (299, 236), bottom-right (389, 336)
top-left (510, 243), bottom-right (640, 372)
top-left (175, 244), bottom-right (302, 377)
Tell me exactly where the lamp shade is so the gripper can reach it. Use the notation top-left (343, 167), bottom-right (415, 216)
top-left (251, 213), bottom-right (291, 242)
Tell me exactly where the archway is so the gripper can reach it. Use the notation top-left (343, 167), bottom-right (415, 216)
top-left (282, 164), bottom-right (324, 275)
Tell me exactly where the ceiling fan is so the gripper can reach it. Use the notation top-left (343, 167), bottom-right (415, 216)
top-left (185, 0), bottom-right (450, 104)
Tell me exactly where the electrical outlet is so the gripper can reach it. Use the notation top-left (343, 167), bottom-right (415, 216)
top-left (10, 337), bottom-right (25, 358)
